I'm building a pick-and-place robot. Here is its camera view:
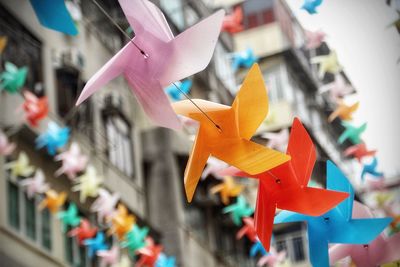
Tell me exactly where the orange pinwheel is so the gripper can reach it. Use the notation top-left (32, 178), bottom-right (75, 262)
top-left (210, 176), bottom-right (244, 205)
top-left (172, 64), bottom-right (290, 202)
top-left (108, 204), bottom-right (136, 240)
top-left (38, 190), bottom-right (67, 213)
top-left (344, 143), bottom-right (376, 162)
top-left (221, 6), bottom-right (244, 34)
top-left (328, 101), bottom-right (359, 122)
top-left (22, 91), bottom-right (49, 127)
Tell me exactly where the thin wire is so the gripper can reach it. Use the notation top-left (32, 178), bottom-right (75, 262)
top-left (90, 0), bottom-right (222, 132)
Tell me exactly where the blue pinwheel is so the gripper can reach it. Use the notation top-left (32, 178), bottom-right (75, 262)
top-left (338, 122), bottom-right (367, 144)
top-left (361, 157), bottom-right (383, 181)
top-left (121, 224), bottom-right (149, 255)
top-left (165, 80), bottom-right (192, 102)
top-left (35, 121), bottom-right (70, 155)
top-left (223, 195), bottom-right (254, 226)
top-left (29, 0), bottom-right (78, 35)
top-left (301, 0), bottom-right (323, 14)
top-left (231, 48), bottom-right (258, 72)
top-left (57, 203), bottom-right (81, 232)
top-left (274, 161), bottom-right (392, 267)
top-left (156, 253), bottom-right (176, 267)
top-left (250, 240), bottom-right (267, 257)
top-left (84, 232), bottom-right (108, 258)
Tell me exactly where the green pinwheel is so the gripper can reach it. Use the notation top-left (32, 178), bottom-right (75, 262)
top-left (223, 195), bottom-right (254, 226)
top-left (57, 203), bottom-right (81, 232)
top-left (0, 62), bottom-right (28, 94)
top-left (121, 224), bottom-right (149, 255)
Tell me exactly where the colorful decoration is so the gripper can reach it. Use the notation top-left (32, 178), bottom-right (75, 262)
top-left (305, 30), bottom-right (326, 49)
top-left (338, 122), bottom-right (367, 144)
top-left (108, 204), bottom-right (136, 240)
top-left (221, 6), bottom-right (244, 34)
top-left (257, 247), bottom-right (287, 267)
top-left (319, 74), bottom-right (354, 100)
top-left (172, 64), bottom-right (290, 202)
top-left (343, 143), bottom-right (376, 162)
top-left (221, 118), bottom-right (348, 251)
top-left (84, 232), bottom-right (109, 258)
top-left (68, 219), bottom-right (98, 245)
top-left (223, 195), bottom-right (254, 226)
top-left (236, 217), bottom-right (257, 242)
top-left (0, 62), bottom-right (28, 94)
top-left (156, 253), bottom-right (176, 267)
top-left (57, 203), bottom-right (81, 232)
top-left (19, 169), bottom-right (49, 199)
top-left (164, 79), bottom-right (192, 101)
top-left (97, 245), bottom-right (120, 267)
top-left (231, 48), bottom-right (258, 71)
top-left (75, 0), bottom-right (225, 130)
top-left (0, 130), bottom-right (16, 156)
top-left (72, 165), bottom-right (103, 203)
top-left (55, 142), bottom-right (88, 180)
top-left (210, 176), bottom-right (244, 205)
top-left (301, 0), bottom-right (323, 14)
top-left (91, 188), bottom-right (120, 223)
top-left (22, 91), bottom-right (49, 127)
top-left (38, 190), bottom-right (67, 213)
top-left (250, 240), bottom-right (268, 257)
top-left (201, 157), bottom-right (228, 180)
top-left (136, 237), bottom-right (163, 267)
top-left (311, 51), bottom-right (341, 78)
top-left (261, 128), bottom-right (289, 152)
top-left (328, 101), bottom-right (359, 122)
top-left (274, 161), bottom-right (392, 267)
top-left (35, 121), bottom-right (70, 155)
top-left (114, 255), bottom-right (131, 267)
top-left (361, 157), bottom-right (384, 181)
top-left (29, 0), bottom-right (78, 35)
top-left (122, 224), bottom-right (149, 254)
top-left (5, 152), bottom-right (35, 179)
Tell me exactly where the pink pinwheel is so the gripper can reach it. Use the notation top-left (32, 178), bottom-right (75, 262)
top-left (257, 247), bottom-right (287, 267)
top-left (90, 188), bottom-right (120, 223)
top-left (19, 169), bottom-right (49, 198)
top-left (201, 157), bottom-right (229, 180)
top-left (75, 0), bottom-right (225, 130)
top-left (319, 74), bottom-right (354, 101)
top-left (55, 142), bottom-right (88, 180)
top-left (236, 217), bottom-right (257, 242)
top-left (329, 202), bottom-right (400, 267)
top-left (305, 30), bottom-right (326, 49)
top-left (97, 245), bottom-right (120, 267)
top-left (0, 130), bottom-right (15, 156)
top-left (261, 128), bottom-right (289, 152)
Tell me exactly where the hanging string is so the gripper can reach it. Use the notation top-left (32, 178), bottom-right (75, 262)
top-left (90, 0), bottom-right (222, 132)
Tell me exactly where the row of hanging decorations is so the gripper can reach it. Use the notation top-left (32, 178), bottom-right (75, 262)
top-left (1, 0), bottom-right (400, 267)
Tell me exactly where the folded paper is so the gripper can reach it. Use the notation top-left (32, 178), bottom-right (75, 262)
top-left (68, 219), bottom-right (98, 245)
top-left (328, 101), bottom-right (359, 122)
top-left (35, 121), bottom-right (70, 155)
top-left (156, 253), bottom-right (176, 267)
top-left (91, 188), bottom-right (120, 223)
top-left (137, 237), bottom-right (163, 267)
top-left (84, 232), bottom-right (109, 258)
top-left (231, 48), bottom-right (258, 72)
top-left (250, 240), bottom-right (268, 257)
top-left (319, 74), bottom-right (354, 101)
top-left (236, 217), bottom-right (257, 242)
top-left (55, 142), bottom-right (88, 180)
top-left (210, 176), bottom-right (244, 205)
top-left (338, 122), bottom-right (367, 144)
top-left (0, 130), bottom-right (16, 156)
top-left (344, 143), bottom-right (376, 162)
top-left (222, 6), bottom-right (244, 34)
top-left (0, 62), bottom-right (28, 94)
top-left (19, 169), bottom-right (49, 199)
top-left (5, 152), bottom-right (35, 179)
top-left (97, 245), bottom-right (120, 267)
top-left (38, 190), bottom-right (67, 213)
top-left (72, 165), bottom-right (103, 203)
top-left (108, 204), bottom-right (136, 240)
top-left (361, 157), bottom-right (384, 181)
top-left (223, 195), bottom-right (254, 226)
top-left (22, 91), bottom-right (49, 127)
top-left (122, 224), bottom-right (149, 254)
top-left (305, 30), bottom-right (325, 49)
top-left (311, 51), bottom-right (341, 78)
top-left (57, 203), bottom-right (81, 232)
top-left (301, 0), bottom-right (323, 14)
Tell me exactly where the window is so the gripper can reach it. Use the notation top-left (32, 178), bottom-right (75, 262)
top-left (64, 223), bottom-right (88, 267)
top-left (214, 42), bottom-right (237, 93)
top-left (242, 0), bottom-right (275, 29)
top-left (160, 0), bottom-right (185, 29)
top-left (263, 66), bottom-right (284, 103)
top-left (274, 230), bottom-right (308, 263)
top-left (6, 178), bottom-right (52, 251)
top-left (292, 236), bottom-right (306, 261)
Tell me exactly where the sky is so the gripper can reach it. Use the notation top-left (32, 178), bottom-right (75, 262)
top-left (285, 0), bottom-right (400, 177)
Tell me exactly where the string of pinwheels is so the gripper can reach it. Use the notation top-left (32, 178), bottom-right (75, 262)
top-left (1, 0), bottom-right (399, 267)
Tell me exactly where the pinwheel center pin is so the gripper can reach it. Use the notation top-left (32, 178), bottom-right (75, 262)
top-left (324, 217), bottom-right (330, 222)
top-left (363, 244), bottom-right (369, 249)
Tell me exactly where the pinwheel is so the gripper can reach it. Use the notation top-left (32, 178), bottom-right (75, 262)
top-left (0, 36), bottom-right (8, 54)
top-left (261, 128), bottom-right (289, 152)
top-left (35, 121), bottom-right (70, 155)
top-left (172, 64), bottom-right (290, 202)
top-left (231, 48), bottom-right (258, 72)
top-left (0, 62), bottom-right (28, 94)
top-left (72, 165), bottom-right (103, 203)
top-left (90, 188), bottom-right (120, 223)
top-left (136, 237), bottom-right (163, 267)
top-left (338, 122), bottom-right (367, 145)
top-left (236, 217), bottom-right (257, 242)
top-left (221, 6), bottom-right (244, 34)
top-left (164, 80), bottom-right (192, 102)
top-left (21, 91), bottom-right (49, 127)
top-left (274, 161), bottom-right (392, 267)
top-left (343, 143), bottom-right (376, 162)
top-left (55, 142), bottom-right (88, 180)
top-left (329, 202), bottom-right (400, 267)
top-left (19, 169), bottom-right (49, 198)
top-left (221, 118), bottom-right (348, 250)
top-left (57, 203), bottom-right (81, 232)
top-left (0, 130), bottom-right (16, 156)
top-left (210, 176), bottom-right (244, 205)
top-left (108, 204), bottom-right (136, 240)
top-left (84, 232), bottom-right (109, 258)
top-left (361, 157), bottom-right (383, 181)
top-left (38, 190), bottom-right (67, 214)
top-left (311, 51), bottom-right (341, 78)
top-left (68, 219), bottom-right (98, 245)
top-left (5, 152), bottom-right (35, 180)
top-left (76, 0), bottom-right (225, 130)
top-left (29, 0), bottom-right (78, 35)
top-left (97, 245), bottom-right (120, 267)
top-left (121, 224), bottom-right (149, 254)
top-left (201, 157), bottom-right (228, 180)
top-left (250, 240), bottom-right (267, 257)
top-left (301, 0), bottom-right (323, 14)
top-left (156, 253), bottom-right (176, 267)
top-left (305, 30), bottom-right (325, 49)
top-left (319, 74), bottom-right (354, 101)
top-left (114, 255), bottom-right (131, 267)
top-left (328, 101), bottom-right (359, 122)
top-left (257, 247), bottom-right (287, 267)
top-left (223, 196), bottom-right (254, 226)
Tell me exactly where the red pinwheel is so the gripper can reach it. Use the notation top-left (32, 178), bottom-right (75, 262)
top-left (222, 6), bottom-right (244, 34)
top-left (68, 219), bottom-right (98, 245)
top-left (136, 237), bottom-right (163, 267)
top-left (236, 217), bottom-right (257, 242)
top-left (344, 143), bottom-right (376, 162)
top-left (22, 91), bottom-right (49, 127)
